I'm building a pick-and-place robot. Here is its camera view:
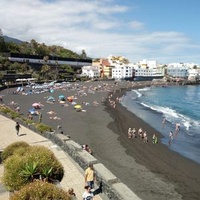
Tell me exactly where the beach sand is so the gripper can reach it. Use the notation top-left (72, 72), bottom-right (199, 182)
top-left (1, 81), bottom-right (200, 200)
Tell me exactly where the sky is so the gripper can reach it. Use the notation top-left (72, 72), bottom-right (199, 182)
top-left (0, 0), bottom-right (200, 64)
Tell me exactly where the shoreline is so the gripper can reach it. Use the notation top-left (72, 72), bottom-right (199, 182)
top-left (103, 86), bottom-right (200, 200)
top-left (1, 81), bottom-right (200, 200)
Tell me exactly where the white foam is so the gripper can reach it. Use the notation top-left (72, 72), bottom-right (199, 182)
top-left (132, 90), bottom-right (142, 98)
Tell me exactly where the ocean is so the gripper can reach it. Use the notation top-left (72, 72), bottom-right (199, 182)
top-left (121, 84), bottom-right (200, 164)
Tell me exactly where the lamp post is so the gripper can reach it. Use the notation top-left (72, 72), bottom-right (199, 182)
top-left (5, 81), bottom-right (9, 95)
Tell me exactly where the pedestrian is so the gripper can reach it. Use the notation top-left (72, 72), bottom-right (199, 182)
top-left (85, 164), bottom-right (95, 189)
top-left (162, 117), bottom-right (166, 128)
top-left (15, 122), bottom-right (21, 136)
top-left (132, 128), bottom-right (136, 138)
top-left (152, 134), bottom-right (158, 144)
top-left (138, 127), bottom-right (143, 139)
top-left (143, 131), bottom-right (148, 143)
top-left (128, 128), bottom-right (132, 138)
top-left (169, 131), bottom-right (173, 146)
top-left (82, 185), bottom-right (93, 200)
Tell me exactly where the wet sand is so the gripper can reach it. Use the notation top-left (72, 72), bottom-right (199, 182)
top-left (1, 81), bottom-right (200, 200)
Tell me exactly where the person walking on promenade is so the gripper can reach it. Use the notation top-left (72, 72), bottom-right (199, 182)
top-left (82, 185), bottom-right (94, 200)
top-left (85, 164), bottom-right (95, 189)
top-left (15, 121), bottom-right (21, 136)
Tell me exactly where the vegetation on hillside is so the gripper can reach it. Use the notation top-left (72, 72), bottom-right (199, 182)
top-left (0, 33), bottom-right (92, 82)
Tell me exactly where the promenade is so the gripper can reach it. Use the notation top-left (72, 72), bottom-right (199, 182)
top-left (0, 114), bottom-right (103, 200)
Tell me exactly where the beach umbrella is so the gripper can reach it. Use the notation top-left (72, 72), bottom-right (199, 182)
top-left (74, 104), bottom-right (82, 109)
top-left (59, 95), bottom-right (65, 99)
top-left (59, 95), bottom-right (65, 101)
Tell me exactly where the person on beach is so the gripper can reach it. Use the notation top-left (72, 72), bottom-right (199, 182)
top-left (174, 123), bottom-right (180, 137)
top-left (143, 131), bottom-right (148, 143)
top-left (152, 134), bottom-right (158, 144)
top-left (85, 164), bottom-right (95, 189)
top-left (138, 128), bottom-right (143, 139)
top-left (15, 106), bottom-right (20, 113)
top-left (128, 128), bottom-right (132, 138)
top-left (169, 131), bottom-right (173, 146)
top-left (15, 122), bottom-right (21, 136)
top-left (82, 144), bottom-right (92, 154)
top-left (162, 117), bottom-right (166, 128)
top-left (28, 113), bottom-right (33, 120)
top-left (132, 128), bottom-right (136, 138)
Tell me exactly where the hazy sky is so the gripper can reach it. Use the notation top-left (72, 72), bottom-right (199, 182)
top-left (1, 0), bottom-right (200, 64)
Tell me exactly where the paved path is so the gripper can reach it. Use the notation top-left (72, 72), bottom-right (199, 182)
top-left (0, 114), bottom-right (103, 200)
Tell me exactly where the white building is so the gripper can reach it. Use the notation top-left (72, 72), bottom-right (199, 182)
top-left (81, 66), bottom-right (100, 78)
top-left (134, 59), bottom-right (165, 80)
top-left (112, 64), bottom-right (134, 80)
top-left (167, 63), bottom-right (189, 78)
top-left (188, 69), bottom-right (200, 81)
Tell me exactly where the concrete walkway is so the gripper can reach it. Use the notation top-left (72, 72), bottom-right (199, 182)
top-left (0, 114), bottom-right (103, 200)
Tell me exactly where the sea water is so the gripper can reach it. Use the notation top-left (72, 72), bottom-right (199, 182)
top-left (121, 84), bottom-right (200, 164)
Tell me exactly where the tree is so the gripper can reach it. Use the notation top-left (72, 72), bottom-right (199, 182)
top-left (81, 49), bottom-right (87, 59)
top-left (0, 28), bottom-right (3, 36)
top-left (41, 64), bottom-right (51, 80)
top-left (0, 35), bottom-right (7, 52)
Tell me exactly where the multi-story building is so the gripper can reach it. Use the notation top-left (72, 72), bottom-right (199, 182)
top-left (134, 59), bottom-right (165, 81)
top-left (81, 65), bottom-right (100, 79)
top-left (112, 64), bottom-right (134, 80)
top-left (167, 63), bottom-right (189, 78)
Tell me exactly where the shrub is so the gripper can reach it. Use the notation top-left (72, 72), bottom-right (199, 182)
top-left (1, 141), bottom-right (30, 162)
top-left (10, 180), bottom-right (70, 200)
top-left (35, 123), bottom-right (53, 133)
top-left (26, 146), bottom-right (64, 182)
top-left (20, 117), bottom-right (34, 125)
top-left (0, 106), bottom-right (20, 119)
top-left (2, 154), bottom-right (28, 191)
top-left (0, 106), bottom-right (11, 114)
top-left (9, 111), bottom-right (20, 119)
top-left (2, 145), bottom-right (64, 191)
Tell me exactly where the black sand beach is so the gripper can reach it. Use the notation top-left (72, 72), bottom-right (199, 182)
top-left (1, 81), bottom-right (200, 200)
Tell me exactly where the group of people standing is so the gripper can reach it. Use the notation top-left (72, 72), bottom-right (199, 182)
top-left (128, 127), bottom-right (158, 144)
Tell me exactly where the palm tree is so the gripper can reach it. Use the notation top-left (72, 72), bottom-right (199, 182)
top-left (41, 64), bottom-right (51, 80)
